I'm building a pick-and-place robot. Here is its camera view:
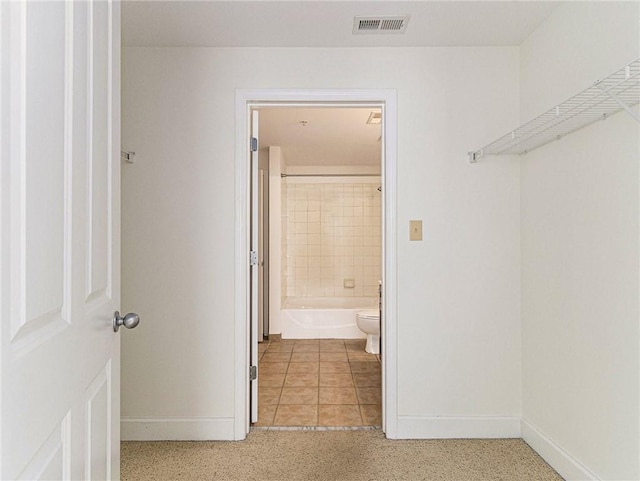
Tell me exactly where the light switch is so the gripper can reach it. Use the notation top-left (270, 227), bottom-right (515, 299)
top-left (409, 220), bottom-right (422, 241)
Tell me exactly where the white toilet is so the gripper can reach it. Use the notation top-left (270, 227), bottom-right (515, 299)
top-left (355, 310), bottom-right (380, 354)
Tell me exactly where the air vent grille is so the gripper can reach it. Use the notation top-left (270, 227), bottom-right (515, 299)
top-left (353, 15), bottom-right (410, 35)
top-left (359, 19), bottom-right (381, 31)
top-left (380, 19), bottom-right (405, 31)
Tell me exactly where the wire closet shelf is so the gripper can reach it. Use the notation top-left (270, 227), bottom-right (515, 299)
top-left (469, 58), bottom-right (640, 163)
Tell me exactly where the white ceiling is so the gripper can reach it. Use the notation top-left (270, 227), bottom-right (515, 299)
top-left (258, 108), bottom-right (382, 166)
top-left (122, 1), bottom-right (560, 48)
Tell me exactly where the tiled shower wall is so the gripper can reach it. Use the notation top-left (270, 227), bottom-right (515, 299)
top-left (284, 182), bottom-right (382, 298)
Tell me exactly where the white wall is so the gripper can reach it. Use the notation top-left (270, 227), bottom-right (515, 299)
top-left (519, 3), bottom-right (640, 479)
top-left (121, 47), bottom-right (522, 439)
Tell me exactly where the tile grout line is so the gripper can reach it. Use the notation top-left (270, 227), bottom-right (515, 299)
top-left (272, 341), bottom-right (286, 425)
top-left (350, 342), bottom-right (365, 425)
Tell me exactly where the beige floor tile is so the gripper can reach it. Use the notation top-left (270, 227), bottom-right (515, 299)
top-left (287, 362), bottom-right (319, 374)
top-left (345, 339), bottom-right (367, 351)
top-left (259, 372), bottom-right (286, 387)
top-left (352, 372), bottom-right (381, 387)
top-left (319, 340), bottom-right (346, 351)
top-left (347, 351), bottom-right (378, 362)
top-left (319, 361), bottom-right (351, 373)
top-left (262, 352), bottom-right (292, 363)
top-left (320, 351), bottom-right (348, 362)
top-left (294, 339), bottom-right (320, 346)
top-left (360, 404), bottom-right (382, 426)
top-left (279, 387), bottom-right (318, 405)
top-left (284, 372), bottom-right (319, 387)
top-left (319, 372), bottom-right (353, 387)
top-left (356, 387), bottom-right (381, 404)
top-left (273, 405), bottom-right (318, 426)
top-left (290, 352), bottom-right (319, 362)
top-left (258, 387), bottom-right (282, 405)
top-left (319, 387), bottom-right (358, 404)
top-left (350, 361), bottom-right (381, 374)
top-left (318, 405), bottom-right (363, 426)
top-left (254, 404), bottom-right (277, 427)
top-left (266, 343), bottom-right (294, 352)
top-left (259, 362), bottom-right (288, 374)
top-left (293, 344), bottom-right (320, 352)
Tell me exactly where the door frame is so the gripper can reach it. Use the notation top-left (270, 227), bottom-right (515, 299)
top-left (234, 89), bottom-right (398, 440)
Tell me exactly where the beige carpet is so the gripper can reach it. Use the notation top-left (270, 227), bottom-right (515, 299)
top-left (121, 429), bottom-right (563, 481)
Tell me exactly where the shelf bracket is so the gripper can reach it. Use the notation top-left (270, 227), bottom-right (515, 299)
top-left (596, 81), bottom-right (640, 123)
top-left (468, 149), bottom-right (483, 163)
top-left (121, 150), bottom-right (136, 163)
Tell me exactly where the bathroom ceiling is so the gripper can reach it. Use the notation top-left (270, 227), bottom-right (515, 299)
top-left (122, 1), bottom-right (559, 48)
top-left (258, 108), bottom-right (382, 166)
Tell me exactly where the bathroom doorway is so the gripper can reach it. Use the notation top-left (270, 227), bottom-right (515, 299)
top-left (254, 106), bottom-right (383, 427)
top-left (234, 89), bottom-right (398, 439)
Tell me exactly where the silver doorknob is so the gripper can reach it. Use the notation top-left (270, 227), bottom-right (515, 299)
top-left (113, 311), bottom-right (140, 332)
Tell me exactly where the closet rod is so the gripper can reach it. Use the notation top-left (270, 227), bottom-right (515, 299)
top-left (281, 173), bottom-right (380, 178)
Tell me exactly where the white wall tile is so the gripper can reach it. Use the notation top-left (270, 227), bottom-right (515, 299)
top-left (283, 181), bottom-right (382, 297)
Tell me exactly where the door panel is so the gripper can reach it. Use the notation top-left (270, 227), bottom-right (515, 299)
top-left (11, 0), bottom-right (68, 347)
top-left (87, 0), bottom-right (111, 303)
top-left (1, 1), bottom-right (121, 479)
top-left (23, 1), bottom-right (66, 329)
top-left (15, 415), bottom-right (70, 481)
top-left (85, 363), bottom-right (111, 481)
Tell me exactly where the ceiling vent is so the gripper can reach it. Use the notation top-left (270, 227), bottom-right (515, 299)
top-left (367, 112), bottom-right (382, 125)
top-left (353, 15), bottom-right (410, 34)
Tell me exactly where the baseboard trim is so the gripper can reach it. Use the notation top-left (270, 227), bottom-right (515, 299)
top-left (521, 418), bottom-right (600, 480)
top-left (395, 415), bottom-right (521, 439)
top-left (121, 417), bottom-right (237, 441)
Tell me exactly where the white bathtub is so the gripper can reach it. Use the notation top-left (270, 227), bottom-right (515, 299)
top-left (281, 297), bottom-right (378, 339)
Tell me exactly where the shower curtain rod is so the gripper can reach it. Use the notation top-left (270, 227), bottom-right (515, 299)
top-left (280, 173), bottom-right (380, 178)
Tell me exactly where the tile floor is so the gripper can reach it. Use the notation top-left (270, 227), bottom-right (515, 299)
top-left (255, 338), bottom-right (381, 428)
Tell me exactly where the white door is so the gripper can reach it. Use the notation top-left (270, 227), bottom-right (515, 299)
top-left (1, 1), bottom-right (125, 479)
top-left (249, 110), bottom-right (259, 423)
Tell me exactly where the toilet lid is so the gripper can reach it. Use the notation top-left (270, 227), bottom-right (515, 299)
top-left (357, 309), bottom-right (379, 320)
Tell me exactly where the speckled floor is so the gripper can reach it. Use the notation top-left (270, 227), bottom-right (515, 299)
top-left (121, 430), bottom-right (564, 481)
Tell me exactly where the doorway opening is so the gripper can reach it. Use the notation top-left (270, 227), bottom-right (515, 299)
top-left (234, 90), bottom-right (398, 440)
top-left (254, 107), bottom-right (383, 428)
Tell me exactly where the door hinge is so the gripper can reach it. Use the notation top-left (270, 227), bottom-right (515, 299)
top-left (250, 137), bottom-right (258, 152)
top-left (250, 250), bottom-right (258, 266)
top-left (250, 365), bottom-right (257, 381)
